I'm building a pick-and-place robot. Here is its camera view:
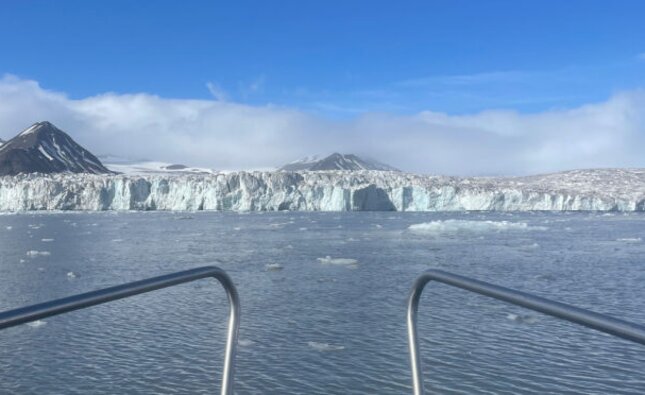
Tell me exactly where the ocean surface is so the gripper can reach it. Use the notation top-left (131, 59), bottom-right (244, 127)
top-left (0, 211), bottom-right (644, 394)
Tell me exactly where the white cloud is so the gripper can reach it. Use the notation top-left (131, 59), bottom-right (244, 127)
top-left (206, 82), bottom-right (228, 101)
top-left (397, 70), bottom-right (531, 87)
top-left (0, 74), bottom-right (643, 175)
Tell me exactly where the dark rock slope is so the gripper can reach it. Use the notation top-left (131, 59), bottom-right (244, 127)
top-left (0, 121), bottom-right (112, 176)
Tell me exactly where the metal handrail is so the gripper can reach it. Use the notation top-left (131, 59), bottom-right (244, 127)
top-left (407, 269), bottom-right (645, 395)
top-left (0, 266), bottom-right (240, 395)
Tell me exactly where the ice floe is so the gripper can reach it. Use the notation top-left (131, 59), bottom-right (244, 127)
top-left (238, 339), bottom-right (255, 347)
top-left (506, 313), bottom-right (538, 324)
top-left (26, 320), bottom-right (47, 328)
top-left (408, 220), bottom-right (547, 235)
top-left (265, 263), bottom-right (284, 271)
top-left (616, 237), bottom-right (642, 243)
top-left (26, 250), bottom-right (50, 257)
top-left (307, 341), bottom-right (345, 352)
top-left (317, 256), bottom-right (358, 266)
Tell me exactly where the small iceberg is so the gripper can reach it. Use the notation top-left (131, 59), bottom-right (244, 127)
top-left (67, 271), bottom-right (78, 279)
top-left (26, 250), bottom-right (50, 257)
top-left (616, 237), bottom-right (642, 243)
top-left (26, 320), bottom-right (47, 328)
top-left (265, 263), bottom-right (284, 271)
top-left (408, 220), bottom-right (547, 236)
top-left (307, 341), bottom-right (345, 352)
top-left (317, 256), bottom-right (358, 266)
top-left (41, 238), bottom-right (54, 242)
top-left (506, 313), bottom-right (538, 324)
top-left (238, 339), bottom-right (255, 347)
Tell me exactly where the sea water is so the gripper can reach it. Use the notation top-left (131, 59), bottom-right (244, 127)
top-left (0, 211), bottom-right (644, 394)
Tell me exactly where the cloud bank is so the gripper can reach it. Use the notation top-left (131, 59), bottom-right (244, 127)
top-left (0, 74), bottom-right (643, 175)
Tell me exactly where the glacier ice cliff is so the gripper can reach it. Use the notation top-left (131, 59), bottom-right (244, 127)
top-left (0, 169), bottom-right (643, 212)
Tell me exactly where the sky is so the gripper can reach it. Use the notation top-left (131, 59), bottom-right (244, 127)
top-left (0, 0), bottom-right (644, 175)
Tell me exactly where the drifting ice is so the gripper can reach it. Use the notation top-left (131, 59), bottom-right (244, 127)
top-left (317, 256), bottom-right (359, 266)
top-left (265, 263), bottom-right (284, 271)
top-left (0, 168), bottom-right (643, 211)
top-left (408, 220), bottom-right (547, 235)
top-left (307, 341), bottom-right (345, 352)
top-left (26, 250), bottom-right (50, 257)
top-left (26, 320), bottom-right (47, 328)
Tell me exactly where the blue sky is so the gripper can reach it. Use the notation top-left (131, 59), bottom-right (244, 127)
top-left (0, 1), bottom-right (644, 174)
top-left (2, 0), bottom-right (643, 115)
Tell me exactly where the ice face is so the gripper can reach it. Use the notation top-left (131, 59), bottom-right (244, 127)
top-left (0, 168), bottom-right (643, 211)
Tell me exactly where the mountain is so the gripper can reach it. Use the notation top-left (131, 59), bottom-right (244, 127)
top-left (0, 122), bottom-right (112, 176)
top-left (280, 153), bottom-right (399, 171)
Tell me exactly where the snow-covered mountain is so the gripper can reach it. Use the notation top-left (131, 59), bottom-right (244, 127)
top-left (280, 153), bottom-right (399, 171)
top-left (98, 155), bottom-right (217, 175)
top-left (0, 122), bottom-right (112, 176)
top-left (0, 168), bottom-right (642, 211)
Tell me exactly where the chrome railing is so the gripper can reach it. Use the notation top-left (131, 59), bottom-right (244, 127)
top-left (0, 266), bottom-right (240, 395)
top-left (407, 269), bottom-right (645, 395)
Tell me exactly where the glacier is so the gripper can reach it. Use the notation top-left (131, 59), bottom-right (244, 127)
top-left (0, 168), bottom-right (643, 212)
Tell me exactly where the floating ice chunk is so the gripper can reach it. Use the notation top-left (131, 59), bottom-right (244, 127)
top-left (534, 273), bottom-right (556, 282)
top-left (506, 313), bottom-right (538, 324)
top-left (238, 339), bottom-right (255, 347)
top-left (26, 250), bottom-right (50, 257)
top-left (317, 256), bottom-right (358, 266)
top-left (265, 263), bottom-right (284, 271)
top-left (111, 239), bottom-right (124, 242)
top-left (408, 220), bottom-right (547, 235)
top-left (26, 320), bottom-right (47, 328)
top-left (67, 272), bottom-right (78, 279)
top-left (616, 237), bottom-right (642, 243)
top-left (41, 238), bottom-right (54, 242)
top-left (5, 226), bottom-right (12, 230)
top-left (307, 341), bottom-right (345, 352)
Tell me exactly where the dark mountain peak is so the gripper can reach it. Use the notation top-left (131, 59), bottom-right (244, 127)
top-left (0, 122), bottom-right (113, 176)
top-left (280, 152), bottom-right (399, 172)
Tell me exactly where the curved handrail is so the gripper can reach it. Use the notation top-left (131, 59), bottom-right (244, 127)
top-left (0, 266), bottom-right (240, 395)
top-left (407, 269), bottom-right (645, 395)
